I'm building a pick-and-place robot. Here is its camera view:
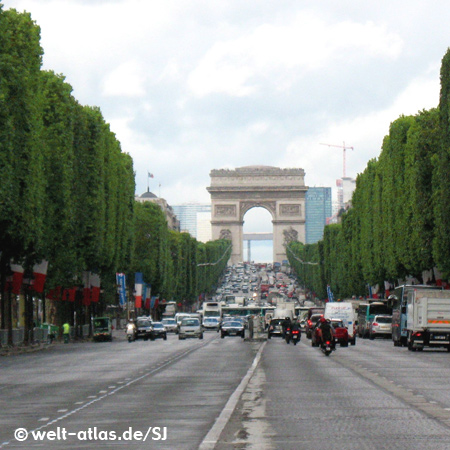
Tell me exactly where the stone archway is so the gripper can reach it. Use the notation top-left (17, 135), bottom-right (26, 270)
top-left (207, 166), bottom-right (308, 264)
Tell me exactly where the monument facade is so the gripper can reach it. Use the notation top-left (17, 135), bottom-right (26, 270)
top-left (207, 166), bottom-right (307, 264)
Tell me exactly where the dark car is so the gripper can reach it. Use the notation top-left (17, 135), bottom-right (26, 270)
top-left (305, 313), bottom-right (323, 339)
top-left (267, 318), bottom-right (284, 339)
top-left (136, 318), bottom-right (153, 341)
top-left (221, 320), bottom-right (245, 338)
top-left (151, 322), bottom-right (167, 340)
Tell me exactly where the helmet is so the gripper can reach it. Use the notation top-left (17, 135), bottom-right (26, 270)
top-left (319, 317), bottom-right (327, 323)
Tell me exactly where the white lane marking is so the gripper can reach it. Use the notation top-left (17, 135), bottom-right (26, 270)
top-left (199, 342), bottom-right (266, 450)
top-left (57, 409), bottom-right (68, 413)
top-left (0, 345), bottom-right (208, 450)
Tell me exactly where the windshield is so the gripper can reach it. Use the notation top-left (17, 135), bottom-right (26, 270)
top-left (369, 304), bottom-right (391, 315)
top-left (204, 318), bottom-right (218, 323)
top-left (331, 320), bottom-right (344, 328)
top-left (182, 319), bottom-right (199, 326)
top-left (153, 323), bottom-right (164, 329)
top-left (162, 319), bottom-right (176, 325)
top-left (225, 321), bottom-right (243, 327)
top-left (137, 319), bottom-right (151, 327)
top-left (93, 318), bottom-right (109, 329)
top-left (375, 317), bottom-right (392, 324)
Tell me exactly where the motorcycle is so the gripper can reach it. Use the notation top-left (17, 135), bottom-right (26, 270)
top-left (320, 339), bottom-right (333, 356)
top-left (126, 323), bottom-right (137, 342)
top-left (284, 327), bottom-right (291, 344)
top-left (291, 329), bottom-right (301, 345)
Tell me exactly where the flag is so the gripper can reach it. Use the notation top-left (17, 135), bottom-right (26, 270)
top-left (90, 273), bottom-right (101, 303)
top-left (326, 285), bottom-right (334, 303)
top-left (10, 263), bottom-right (24, 295)
top-left (32, 260), bottom-right (49, 293)
top-left (135, 272), bottom-right (143, 309)
top-left (116, 273), bottom-right (127, 307)
top-left (148, 172), bottom-right (154, 178)
top-left (82, 271), bottom-right (91, 306)
top-left (144, 283), bottom-right (151, 309)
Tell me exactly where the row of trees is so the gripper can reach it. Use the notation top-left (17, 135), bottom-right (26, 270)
top-left (288, 48), bottom-right (450, 300)
top-left (0, 5), bottom-right (230, 343)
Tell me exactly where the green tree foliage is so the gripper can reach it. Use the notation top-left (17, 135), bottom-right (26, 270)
top-left (433, 48), bottom-right (450, 277)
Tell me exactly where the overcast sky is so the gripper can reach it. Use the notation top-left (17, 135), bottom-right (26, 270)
top-left (3, 0), bottom-right (449, 259)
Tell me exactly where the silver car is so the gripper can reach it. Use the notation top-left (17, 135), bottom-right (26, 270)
top-left (178, 318), bottom-right (203, 340)
top-left (161, 318), bottom-right (178, 333)
top-left (369, 315), bottom-right (392, 339)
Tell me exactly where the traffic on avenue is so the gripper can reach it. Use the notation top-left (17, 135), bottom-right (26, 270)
top-left (2, 264), bottom-right (450, 449)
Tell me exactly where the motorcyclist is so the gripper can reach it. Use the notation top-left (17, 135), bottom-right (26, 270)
top-left (291, 318), bottom-right (301, 334)
top-left (317, 317), bottom-right (334, 347)
top-left (281, 316), bottom-right (291, 338)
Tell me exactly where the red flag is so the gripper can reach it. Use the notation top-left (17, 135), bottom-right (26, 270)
top-left (68, 287), bottom-right (76, 302)
top-left (10, 263), bottom-right (24, 295)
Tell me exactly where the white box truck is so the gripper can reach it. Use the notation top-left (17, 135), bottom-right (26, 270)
top-left (324, 302), bottom-right (356, 345)
top-left (406, 289), bottom-right (450, 351)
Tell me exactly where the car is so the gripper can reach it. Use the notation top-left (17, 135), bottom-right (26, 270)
top-left (151, 322), bottom-right (167, 340)
top-left (305, 313), bottom-right (323, 339)
top-left (178, 318), bottom-right (203, 340)
top-left (267, 318), bottom-right (284, 338)
top-left (369, 315), bottom-right (392, 339)
top-left (221, 320), bottom-right (245, 338)
top-left (135, 318), bottom-right (153, 341)
top-left (330, 319), bottom-right (349, 347)
top-left (203, 317), bottom-right (221, 331)
top-left (161, 318), bottom-right (178, 333)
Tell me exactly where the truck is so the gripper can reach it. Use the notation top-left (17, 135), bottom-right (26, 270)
top-left (324, 302), bottom-right (356, 345)
top-left (390, 284), bottom-right (442, 347)
top-left (405, 289), bottom-right (450, 351)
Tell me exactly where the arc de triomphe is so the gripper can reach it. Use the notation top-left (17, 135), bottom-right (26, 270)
top-left (207, 166), bottom-right (308, 264)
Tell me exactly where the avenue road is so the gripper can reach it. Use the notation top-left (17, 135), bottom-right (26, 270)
top-left (2, 332), bottom-right (450, 450)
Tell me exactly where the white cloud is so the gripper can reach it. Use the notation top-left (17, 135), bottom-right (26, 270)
top-left (188, 13), bottom-right (403, 97)
top-left (102, 61), bottom-right (146, 97)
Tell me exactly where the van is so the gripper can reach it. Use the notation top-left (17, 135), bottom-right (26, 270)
top-left (324, 302), bottom-right (356, 345)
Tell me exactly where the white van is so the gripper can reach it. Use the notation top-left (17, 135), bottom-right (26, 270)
top-left (324, 302), bottom-right (356, 345)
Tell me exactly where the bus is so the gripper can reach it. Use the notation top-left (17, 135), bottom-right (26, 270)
top-left (222, 305), bottom-right (276, 319)
top-left (389, 284), bottom-right (442, 347)
top-left (357, 301), bottom-right (391, 338)
top-left (202, 301), bottom-right (222, 319)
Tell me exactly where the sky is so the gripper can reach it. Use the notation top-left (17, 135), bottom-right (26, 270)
top-left (2, 0), bottom-right (449, 261)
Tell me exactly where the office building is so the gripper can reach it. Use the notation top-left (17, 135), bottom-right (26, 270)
top-left (305, 187), bottom-right (332, 244)
top-left (172, 204), bottom-right (211, 239)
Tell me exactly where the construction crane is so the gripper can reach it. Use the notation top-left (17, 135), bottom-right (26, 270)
top-left (319, 141), bottom-right (354, 178)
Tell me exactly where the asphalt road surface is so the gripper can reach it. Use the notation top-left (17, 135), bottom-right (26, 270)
top-left (2, 332), bottom-right (450, 449)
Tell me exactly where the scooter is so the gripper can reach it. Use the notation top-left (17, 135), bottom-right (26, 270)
top-left (126, 323), bottom-right (136, 342)
top-left (320, 339), bottom-right (333, 356)
top-left (291, 329), bottom-right (301, 345)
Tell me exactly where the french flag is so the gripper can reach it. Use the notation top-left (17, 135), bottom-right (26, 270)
top-left (135, 273), bottom-right (143, 309)
top-left (10, 263), bottom-right (24, 295)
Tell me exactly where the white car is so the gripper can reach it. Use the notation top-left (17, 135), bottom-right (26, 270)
top-left (179, 318), bottom-right (203, 340)
top-left (203, 317), bottom-right (220, 330)
top-left (161, 318), bottom-right (177, 333)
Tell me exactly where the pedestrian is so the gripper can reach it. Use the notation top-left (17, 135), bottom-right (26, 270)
top-left (62, 322), bottom-right (70, 344)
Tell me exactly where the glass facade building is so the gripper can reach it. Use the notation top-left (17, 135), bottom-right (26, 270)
top-left (172, 204), bottom-right (211, 239)
top-left (305, 187), bottom-right (332, 244)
